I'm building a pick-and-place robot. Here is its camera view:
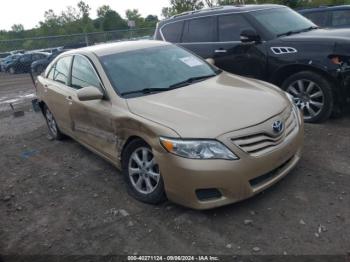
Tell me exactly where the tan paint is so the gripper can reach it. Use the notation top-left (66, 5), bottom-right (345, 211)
top-left (36, 40), bottom-right (304, 209)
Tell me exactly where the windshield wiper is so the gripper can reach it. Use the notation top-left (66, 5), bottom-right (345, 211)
top-left (168, 74), bottom-right (216, 89)
top-left (121, 74), bottom-right (217, 97)
top-left (277, 26), bottom-right (318, 37)
top-left (121, 87), bottom-right (171, 96)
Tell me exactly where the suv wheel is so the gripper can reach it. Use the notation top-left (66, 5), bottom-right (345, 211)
top-left (282, 71), bottom-right (334, 123)
top-left (122, 139), bottom-right (166, 204)
top-left (44, 106), bottom-right (64, 140)
top-left (9, 67), bottom-right (15, 74)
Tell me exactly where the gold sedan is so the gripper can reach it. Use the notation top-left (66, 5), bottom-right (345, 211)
top-left (35, 40), bottom-right (303, 209)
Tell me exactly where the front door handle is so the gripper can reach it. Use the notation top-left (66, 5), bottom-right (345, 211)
top-left (215, 49), bottom-right (227, 53)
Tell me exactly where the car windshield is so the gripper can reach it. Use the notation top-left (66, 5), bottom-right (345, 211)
top-left (252, 7), bottom-right (317, 37)
top-left (100, 45), bottom-right (218, 97)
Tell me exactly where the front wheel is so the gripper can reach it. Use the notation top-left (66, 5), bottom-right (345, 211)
top-left (122, 139), bottom-right (166, 204)
top-left (281, 71), bottom-right (334, 123)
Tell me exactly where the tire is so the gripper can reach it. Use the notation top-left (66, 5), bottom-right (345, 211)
top-left (43, 105), bottom-right (64, 140)
top-left (122, 139), bottom-right (166, 204)
top-left (9, 67), bottom-right (15, 74)
top-left (281, 71), bottom-right (334, 123)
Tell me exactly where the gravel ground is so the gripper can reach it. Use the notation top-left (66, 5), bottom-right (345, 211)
top-left (0, 73), bottom-right (349, 259)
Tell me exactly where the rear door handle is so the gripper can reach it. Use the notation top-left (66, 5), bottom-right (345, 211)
top-left (215, 49), bottom-right (227, 53)
top-left (66, 96), bottom-right (73, 104)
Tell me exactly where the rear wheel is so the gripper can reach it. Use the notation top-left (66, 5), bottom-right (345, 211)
top-left (122, 139), bottom-right (166, 204)
top-left (44, 106), bottom-right (64, 140)
top-left (9, 67), bottom-right (15, 74)
top-left (282, 71), bottom-right (334, 123)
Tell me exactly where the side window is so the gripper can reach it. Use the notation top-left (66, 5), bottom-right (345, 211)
top-left (47, 64), bottom-right (55, 80)
top-left (218, 14), bottom-right (254, 42)
top-left (52, 56), bottom-right (72, 85)
top-left (71, 55), bottom-right (101, 90)
top-left (182, 17), bottom-right (216, 43)
top-left (331, 10), bottom-right (350, 27)
top-left (32, 54), bottom-right (40, 60)
top-left (304, 12), bottom-right (328, 27)
top-left (162, 21), bottom-right (184, 42)
top-left (20, 55), bottom-right (30, 63)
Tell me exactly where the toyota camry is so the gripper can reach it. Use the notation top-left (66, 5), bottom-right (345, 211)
top-left (34, 40), bottom-right (303, 209)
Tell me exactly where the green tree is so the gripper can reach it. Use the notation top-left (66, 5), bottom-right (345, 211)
top-left (126, 9), bottom-right (145, 27)
top-left (77, 1), bottom-right (91, 18)
top-left (97, 5), bottom-right (113, 18)
top-left (11, 24), bottom-right (24, 32)
top-left (61, 6), bottom-right (80, 24)
top-left (102, 10), bottom-right (128, 31)
top-left (162, 0), bottom-right (204, 17)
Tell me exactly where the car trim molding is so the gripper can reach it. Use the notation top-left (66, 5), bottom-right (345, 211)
top-left (270, 47), bottom-right (298, 55)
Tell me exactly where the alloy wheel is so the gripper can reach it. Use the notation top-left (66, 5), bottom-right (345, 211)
top-left (45, 109), bottom-right (58, 137)
top-left (286, 79), bottom-right (324, 120)
top-left (128, 147), bottom-right (160, 194)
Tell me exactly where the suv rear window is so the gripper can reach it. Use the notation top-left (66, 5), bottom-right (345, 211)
top-left (162, 21), bottom-right (184, 42)
top-left (331, 10), bottom-right (350, 27)
top-left (182, 17), bottom-right (216, 43)
top-left (218, 14), bottom-right (253, 41)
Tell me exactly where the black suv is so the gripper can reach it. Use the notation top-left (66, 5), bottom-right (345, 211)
top-left (155, 4), bottom-right (350, 123)
top-left (299, 5), bottom-right (350, 28)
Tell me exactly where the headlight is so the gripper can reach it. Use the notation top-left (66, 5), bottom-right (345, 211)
top-left (159, 137), bottom-right (238, 160)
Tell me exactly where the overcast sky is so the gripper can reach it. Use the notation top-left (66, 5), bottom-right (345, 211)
top-left (0, 0), bottom-right (169, 31)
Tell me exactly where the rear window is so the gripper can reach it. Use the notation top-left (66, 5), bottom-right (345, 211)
top-left (303, 11), bottom-right (328, 27)
top-left (182, 17), bottom-right (216, 43)
top-left (218, 14), bottom-right (254, 41)
top-left (161, 21), bottom-right (184, 42)
top-left (331, 10), bottom-right (350, 27)
top-left (48, 56), bottom-right (72, 85)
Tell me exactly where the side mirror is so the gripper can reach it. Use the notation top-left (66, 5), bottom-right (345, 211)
top-left (240, 29), bottom-right (261, 43)
top-left (206, 58), bottom-right (215, 66)
top-left (77, 86), bottom-right (103, 101)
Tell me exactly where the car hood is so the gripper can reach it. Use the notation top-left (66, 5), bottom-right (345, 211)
top-left (126, 72), bottom-right (289, 138)
top-left (280, 28), bottom-right (350, 42)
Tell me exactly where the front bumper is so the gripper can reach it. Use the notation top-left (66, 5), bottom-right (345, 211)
top-left (155, 110), bottom-right (304, 210)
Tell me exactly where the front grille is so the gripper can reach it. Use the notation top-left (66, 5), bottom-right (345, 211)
top-left (249, 156), bottom-right (293, 188)
top-left (231, 108), bottom-right (298, 157)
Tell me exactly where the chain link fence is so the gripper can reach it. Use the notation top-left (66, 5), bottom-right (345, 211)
top-left (0, 27), bottom-right (155, 115)
top-left (0, 27), bottom-right (155, 53)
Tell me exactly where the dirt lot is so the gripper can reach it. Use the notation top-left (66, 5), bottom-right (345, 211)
top-left (0, 72), bottom-right (349, 258)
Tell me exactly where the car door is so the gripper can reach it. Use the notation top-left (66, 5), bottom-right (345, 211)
top-left (179, 16), bottom-right (217, 59)
top-left (213, 13), bottom-right (268, 80)
top-left (43, 56), bottom-right (75, 134)
top-left (68, 55), bottom-right (116, 159)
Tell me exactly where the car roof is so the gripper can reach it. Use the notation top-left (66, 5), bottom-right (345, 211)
top-left (298, 5), bottom-right (350, 13)
top-left (64, 40), bottom-right (171, 57)
top-left (158, 4), bottom-right (284, 25)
